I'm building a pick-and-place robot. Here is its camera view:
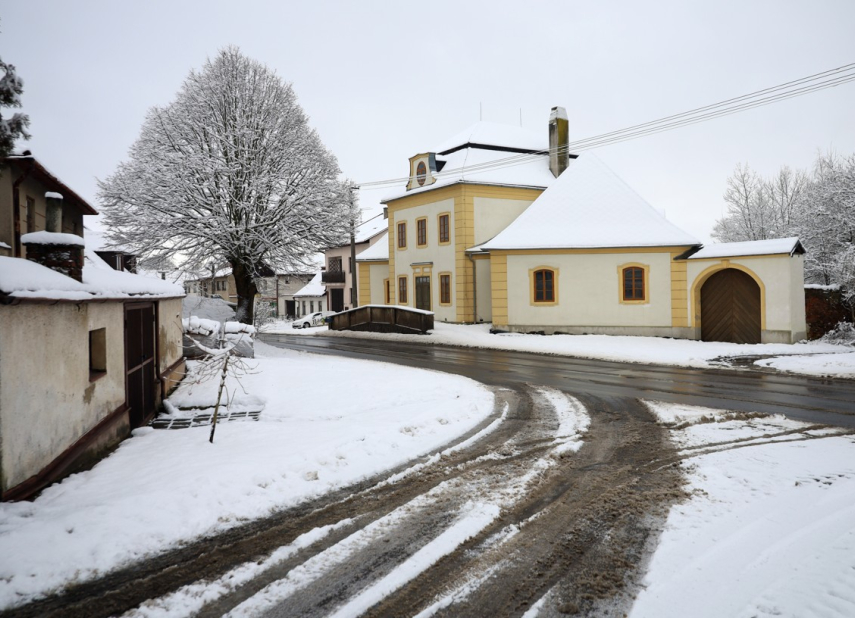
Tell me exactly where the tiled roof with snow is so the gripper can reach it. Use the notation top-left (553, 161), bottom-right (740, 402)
top-left (433, 121), bottom-right (547, 155)
top-left (293, 272), bottom-right (325, 298)
top-left (356, 231), bottom-right (389, 261)
top-left (0, 250), bottom-right (184, 301)
top-left (687, 237), bottom-right (804, 260)
top-left (480, 154), bottom-right (700, 251)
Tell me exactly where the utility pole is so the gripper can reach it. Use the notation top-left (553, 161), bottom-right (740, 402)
top-left (350, 185), bottom-right (358, 308)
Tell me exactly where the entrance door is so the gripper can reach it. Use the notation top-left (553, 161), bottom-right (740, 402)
top-left (331, 288), bottom-right (344, 312)
top-left (415, 276), bottom-right (431, 311)
top-left (125, 303), bottom-right (156, 428)
top-left (700, 269), bottom-right (761, 344)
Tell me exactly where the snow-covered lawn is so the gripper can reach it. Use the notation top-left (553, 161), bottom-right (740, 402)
top-left (261, 321), bottom-right (855, 378)
top-left (0, 342), bottom-right (495, 610)
top-left (630, 402), bottom-right (855, 618)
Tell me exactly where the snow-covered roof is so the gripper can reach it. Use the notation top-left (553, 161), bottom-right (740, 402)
top-left (4, 154), bottom-right (98, 215)
top-left (480, 154), bottom-right (701, 251)
top-left (0, 250), bottom-right (184, 301)
top-left (293, 272), bottom-right (325, 298)
top-left (383, 146), bottom-right (555, 203)
top-left (21, 231), bottom-right (85, 247)
top-left (433, 121), bottom-right (547, 155)
top-left (687, 237), bottom-right (804, 260)
top-left (355, 215), bottom-right (388, 244)
top-left (356, 231), bottom-right (389, 261)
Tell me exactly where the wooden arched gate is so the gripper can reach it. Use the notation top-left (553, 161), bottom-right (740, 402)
top-left (700, 269), bottom-right (761, 344)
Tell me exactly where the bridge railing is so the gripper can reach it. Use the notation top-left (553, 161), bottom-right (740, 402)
top-left (329, 304), bottom-right (434, 334)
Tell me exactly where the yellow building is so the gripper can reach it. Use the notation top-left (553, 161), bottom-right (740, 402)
top-left (358, 108), bottom-right (807, 344)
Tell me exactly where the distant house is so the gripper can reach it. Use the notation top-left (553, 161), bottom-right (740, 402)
top-left (184, 261), bottom-right (317, 318)
top-left (84, 225), bottom-right (137, 273)
top-left (184, 266), bottom-right (237, 301)
top-left (293, 271), bottom-right (327, 317)
top-left (323, 214), bottom-right (387, 312)
top-left (0, 154), bottom-right (185, 501)
top-left (356, 108), bottom-right (807, 344)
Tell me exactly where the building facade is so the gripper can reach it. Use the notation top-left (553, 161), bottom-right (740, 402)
top-left (357, 108), bottom-right (807, 344)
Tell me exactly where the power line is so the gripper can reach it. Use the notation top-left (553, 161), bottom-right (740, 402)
top-left (355, 63), bottom-right (855, 191)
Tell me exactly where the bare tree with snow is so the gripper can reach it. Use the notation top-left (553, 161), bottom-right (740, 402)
top-left (712, 163), bottom-right (774, 242)
top-left (98, 47), bottom-right (354, 323)
top-left (0, 56), bottom-right (30, 159)
top-left (712, 163), bottom-right (806, 242)
top-left (793, 152), bottom-right (855, 314)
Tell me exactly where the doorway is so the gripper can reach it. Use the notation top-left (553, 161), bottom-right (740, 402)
top-left (331, 288), bottom-right (344, 312)
top-left (125, 302), bottom-right (157, 428)
top-left (415, 276), bottom-right (431, 311)
top-left (700, 269), bottom-right (761, 344)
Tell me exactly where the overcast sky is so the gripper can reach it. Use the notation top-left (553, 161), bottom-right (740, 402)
top-left (4, 1), bottom-right (854, 242)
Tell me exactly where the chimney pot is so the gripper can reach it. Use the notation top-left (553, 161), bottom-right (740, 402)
top-left (45, 192), bottom-right (64, 233)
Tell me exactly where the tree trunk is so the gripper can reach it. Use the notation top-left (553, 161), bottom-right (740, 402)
top-left (231, 261), bottom-right (259, 325)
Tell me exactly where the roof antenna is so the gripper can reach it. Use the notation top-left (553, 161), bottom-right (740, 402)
top-left (519, 108), bottom-right (522, 127)
top-left (479, 102), bottom-right (482, 121)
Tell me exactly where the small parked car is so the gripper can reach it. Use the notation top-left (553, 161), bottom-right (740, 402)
top-left (292, 311), bottom-right (335, 329)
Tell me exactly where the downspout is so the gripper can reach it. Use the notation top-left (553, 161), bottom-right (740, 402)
top-left (468, 253), bottom-right (477, 323)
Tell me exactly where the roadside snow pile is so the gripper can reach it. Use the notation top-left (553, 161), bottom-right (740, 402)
top-left (224, 321), bottom-right (256, 358)
top-left (270, 321), bottom-right (855, 377)
top-left (182, 294), bottom-right (235, 323)
top-left (0, 342), bottom-right (494, 610)
top-left (224, 322), bottom-right (256, 335)
top-left (755, 351), bottom-right (855, 379)
top-left (631, 401), bottom-right (855, 618)
top-left (183, 316), bottom-right (221, 337)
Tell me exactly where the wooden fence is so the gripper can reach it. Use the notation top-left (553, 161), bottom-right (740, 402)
top-left (329, 305), bottom-right (434, 334)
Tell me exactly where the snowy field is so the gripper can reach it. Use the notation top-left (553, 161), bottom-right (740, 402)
top-left (262, 320), bottom-right (855, 378)
top-left (0, 342), bottom-right (495, 609)
top-left (630, 402), bottom-right (855, 618)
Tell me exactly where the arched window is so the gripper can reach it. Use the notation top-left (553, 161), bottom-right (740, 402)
top-left (533, 268), bottom-right (556, 303)
top-left (622, 266), bottom-right (645, 301)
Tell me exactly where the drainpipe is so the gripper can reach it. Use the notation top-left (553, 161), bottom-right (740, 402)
top-left (468, 253), bottom-right (477, 323)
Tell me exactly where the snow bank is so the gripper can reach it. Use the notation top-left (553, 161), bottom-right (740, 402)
top-left (182, 294), bottom-right (235, 323)
top-left (182, 316), bottom-right (221, 337)
top-left (630, 404), bottom-right (855, 618)
top-left (0, 342), bottom-right (494, 609)
top-left (224, 322), bottom-right (256, 335)
top-left (755, 351), bottom-right (855, 378)
top-left (267, 321), bottom-right (854, 376)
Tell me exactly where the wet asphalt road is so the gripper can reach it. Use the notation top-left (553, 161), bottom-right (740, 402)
top-left (260, 333), bottom-right (855, 428)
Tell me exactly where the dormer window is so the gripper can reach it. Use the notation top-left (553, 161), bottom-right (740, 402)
top-left (407, 153), bottom-right (438, 190)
